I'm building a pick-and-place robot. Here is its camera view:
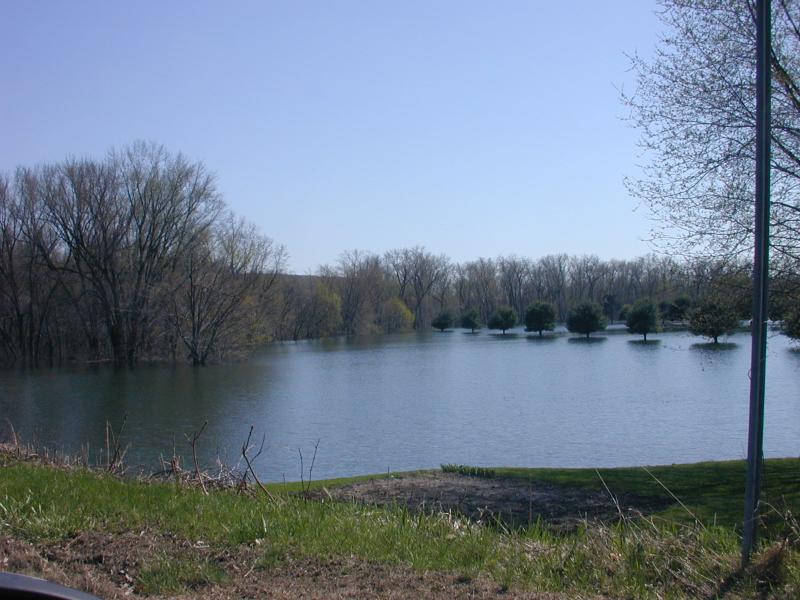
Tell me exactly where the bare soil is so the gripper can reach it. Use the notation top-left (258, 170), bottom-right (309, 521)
top-left (315, 471), bottom-right (666, 529)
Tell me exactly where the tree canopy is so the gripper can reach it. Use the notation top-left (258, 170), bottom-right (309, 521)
top-left (460, 308), bottom-right (481, 333)
top-left (524, 301), bottom-right (556, 336)
top-left (689, 301), bottom-right (740, 344)
top-left (782, 308), bottom-right (800, 342)
top-left (488, 307), bottom-right (517, 334)
top-left (626, 300), bottom-right (659, 341)
top-left (566, 303), bottom-right (607, 338)
top-left (431, 311), bottom-right (453, 332)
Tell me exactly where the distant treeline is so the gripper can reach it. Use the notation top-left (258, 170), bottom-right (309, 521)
top-left (2, 144), bottom-right (798, 367)
top-left (283, 249), bottom-right (797, 342)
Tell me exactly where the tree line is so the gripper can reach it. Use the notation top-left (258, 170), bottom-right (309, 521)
top-left (433, 298), bottom-right (765, 345)
top-left (2, 144), bottom-right (799, 368)
top-left (277, 249), bottom-right (798, 344)
top-left (0, 143), bottom-right (285, 368)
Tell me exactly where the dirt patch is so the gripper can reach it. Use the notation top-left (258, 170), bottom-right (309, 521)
top-left (316, 472), bottom-right (667, 529)
top-left (1, 531), bottom-right (575, 599)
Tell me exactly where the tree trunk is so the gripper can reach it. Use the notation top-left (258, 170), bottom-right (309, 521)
top-left (109, 323), bottom-right (126, 368)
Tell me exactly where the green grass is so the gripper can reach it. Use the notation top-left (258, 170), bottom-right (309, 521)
top-left (483, 459), bottom-right (800, 530)
top-left (441, 464), bottom-right (497, 479)
top-left (137, 554), bottom-right (229, 596)
top-left (1, 460), bottom-right (798, 598)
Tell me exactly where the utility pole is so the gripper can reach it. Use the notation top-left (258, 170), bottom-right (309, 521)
top-left (742, 0), bottom-right (771, 566)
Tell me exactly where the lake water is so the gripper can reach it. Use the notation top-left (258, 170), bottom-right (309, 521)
top-left (1, 328), bottom-right (798, 482)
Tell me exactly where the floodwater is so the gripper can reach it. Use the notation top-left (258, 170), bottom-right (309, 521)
top-left (1, 328), bottom-right (798, 482)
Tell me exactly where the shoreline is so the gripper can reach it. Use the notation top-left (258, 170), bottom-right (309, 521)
top-left (2, 448), bottom-right (799, 598)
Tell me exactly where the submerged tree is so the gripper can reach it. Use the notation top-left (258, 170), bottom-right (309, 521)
top-left (381, 297), bottom-right (414, 334)
top-left (626, 300), bottom-right (659, 341)
top-left (673, 296), bottom-right (692, 321)
top-left (488, 306), bottom-right (517, 334)
top-left (689, 301), bottom-right (740, 344)
top-left (327, 250), bottom-right (385, 336)
top-left (384, 246), bottom-right (450, 329)
top-left (460, 308), bottom-right (481, 333)
top-left (566, 303), bottom-right (607, 338)
top-left (172, 213), bottom-right (285, 365)
top-left (618, 303), bottom-right (632, 322)
top-left (782, 308), bottom-right (800, 342)
top-left (275, 277), bottom-right (342, 341)
top-left (39, 142), bottom-right (223, 367)
top-left (431, 311), bottom-right (453, 332)
top-left (524, 301), bottom-right (556, 337)
top-left (0, 172), bottom-right (64, 367)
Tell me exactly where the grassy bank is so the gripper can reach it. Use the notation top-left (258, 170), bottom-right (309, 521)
top-left (1, 458), bottom-right (799, 598)
top-left (443, 459), bottom-right (800, 530)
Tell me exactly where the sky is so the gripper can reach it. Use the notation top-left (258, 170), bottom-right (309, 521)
top-left (1, 1), bottom-right (664, 274)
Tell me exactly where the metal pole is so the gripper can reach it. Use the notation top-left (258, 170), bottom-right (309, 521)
top-left (742, 0), bottom-right (771, 566)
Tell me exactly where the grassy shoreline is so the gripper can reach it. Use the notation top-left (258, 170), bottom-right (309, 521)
top-left (1, 456), bottom-right (798, 598)
top-left (443, 459), bottom-right (800, 530)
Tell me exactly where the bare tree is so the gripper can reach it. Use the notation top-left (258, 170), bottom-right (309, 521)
top-left (537, 254), bottom-right (570, 320)
top-left (329, 250), bottom-right (385, 335)
top-left (274, 276), bottom-right (342, 341)
top-left (382, 247), bottom-right (450, 328)
top-left (172, 213), bottom-right (285, 365)
top-left (39, 142), bottom-right (222, 367)
top-left (408, 248), bottom-right (450, 328)
top-left (624, 0), bottom-right (800, 271)
top-left (567, 255), bottom-right (606, 306)
top-left (115, 142), bottom-right (223, 365)
top-left (498, 255), bottom-right (532, 320)
top-left (383, 248), bottom-right (414, 307)
top-left (0, 171), bottom-right (65, 366)
top-left (461, 258), bottom-right (499, 325)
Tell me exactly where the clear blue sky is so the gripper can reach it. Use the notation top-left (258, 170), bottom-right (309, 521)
top-left (1, 1), bottom-right (662, 274)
